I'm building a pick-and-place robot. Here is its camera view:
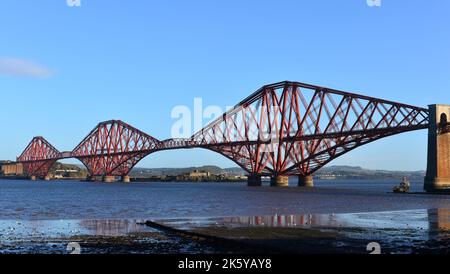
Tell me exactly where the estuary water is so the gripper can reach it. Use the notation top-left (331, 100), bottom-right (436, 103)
top-left (0, 179), bottom-right (449, 220)
top-left (1, 179), bottom-right (450, 254)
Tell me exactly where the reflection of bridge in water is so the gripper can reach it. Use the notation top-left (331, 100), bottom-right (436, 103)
top-left (220, 209), bottom-right (450, 240)
top-left (222, 209), bottom-right (450, 231)
top-left (14, 81), bottom-right (450, 192)
top-left (428, 208), bottom-right (450, 231)
top-left (79, 219), bottom-right (150, 237)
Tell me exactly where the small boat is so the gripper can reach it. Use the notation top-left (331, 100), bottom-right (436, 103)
top-left (393, 177), bottom-right (410, 193)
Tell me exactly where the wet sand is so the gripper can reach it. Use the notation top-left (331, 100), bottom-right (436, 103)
top-left (1, 209), bottom-right (449, 254)
top-left (0, 220), bottom-right (223, 254)
top-left (146, 209), bottom-right (450, 254)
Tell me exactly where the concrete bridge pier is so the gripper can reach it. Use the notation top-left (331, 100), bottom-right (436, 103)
top-left (270, 175), bottom-right (289, 187)
top-left (298, 175), bottom-right (314, 187)
top-left (30, 175), bottom-right (37, 181)
top-left (425, 104), bottom-right (450, 193)
top-left (44, 175), bottom-right (51, 181)
top-left (121, 176), bottom-right (131, 183)
top-left (247, 174), bottom-right (262, 186)
top-left (103, 176), bottom-right (116, 183)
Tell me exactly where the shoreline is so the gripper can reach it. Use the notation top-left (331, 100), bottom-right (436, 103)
top-left (0, 175), bottom-right (427, 183)
top-left (1, 208), bottom-right (449, 254)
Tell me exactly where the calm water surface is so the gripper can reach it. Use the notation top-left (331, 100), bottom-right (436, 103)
top-left (1, 179), bottom-right (449, 220)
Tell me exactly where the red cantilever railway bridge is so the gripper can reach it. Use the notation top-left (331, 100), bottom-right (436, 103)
top-left (16, 81), bottom-right (435, 187)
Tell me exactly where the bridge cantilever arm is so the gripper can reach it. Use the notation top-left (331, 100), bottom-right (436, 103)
top-left (189, 81), bottom-right (429, 141)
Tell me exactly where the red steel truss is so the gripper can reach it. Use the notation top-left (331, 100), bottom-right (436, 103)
top-left (190, 81), bottom-right (429, 176)
top-left (16, 81), bottom-right (430, 178)
top-left (17, 137), bottom-right (61, 177)
top-left (71, 120), bottom-right (160, 177)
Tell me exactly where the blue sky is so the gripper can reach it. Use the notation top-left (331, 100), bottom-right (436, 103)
top-left (0, 0), bottom-right (449, 171)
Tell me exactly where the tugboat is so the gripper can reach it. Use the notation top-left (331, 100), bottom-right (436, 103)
top-left (393, 177), bottom-right (410, 193)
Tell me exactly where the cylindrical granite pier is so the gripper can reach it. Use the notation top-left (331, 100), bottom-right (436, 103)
top-left (121, 176), bottom-right (131, 183)
top-left (298, 175), bottom-right (314, 187)
top-left (103, 176), bottom-right (116, 183)
top-left (270, 176), bottom-right (289, 187)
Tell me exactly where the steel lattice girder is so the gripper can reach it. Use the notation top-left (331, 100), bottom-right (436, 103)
top-left (16, 81), bottom-right (430, 178)
top-left (190, 81), bottom-right (429, 176)
top-left (22, 160), bottom-right (57, 177)
top-left (17, 137), bottom-right (61, 177)
top-left (71, 120), bottom-right (160, 176)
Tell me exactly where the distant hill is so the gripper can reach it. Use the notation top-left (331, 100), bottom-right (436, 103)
top-left (69, 163), bottom-right (425, 180)
top-left (129, 165), bottom-right (245, 177)
top-left (316, 165), bottom-right (425, 180)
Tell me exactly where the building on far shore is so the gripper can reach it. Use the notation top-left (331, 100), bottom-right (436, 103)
top-left (188, 170), bottom-right (211, 178)
top-left (53, 168), bottom-right (82, 179)
top-left (176, 169), bottom-right (212, 181)
top-left (0, 161), bottom-right (24, 176)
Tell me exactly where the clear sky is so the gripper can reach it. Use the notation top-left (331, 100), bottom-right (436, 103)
top-left (0, 0), bottom-right (449, 171)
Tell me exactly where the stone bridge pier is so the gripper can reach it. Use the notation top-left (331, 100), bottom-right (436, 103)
top-left (425, 104), bottom-right (450, 192)
top-left (247, 174), bottom-right (314, 187)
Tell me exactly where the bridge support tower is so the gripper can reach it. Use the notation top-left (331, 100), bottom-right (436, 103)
top-left (425, 104), bottom-right (450, 193)
top-left (103, 176), bottom-right (116, 183)
top-left (298, 175), bottom-right (314, 187)
top-left (270, 175), bottom-right (289, 187)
